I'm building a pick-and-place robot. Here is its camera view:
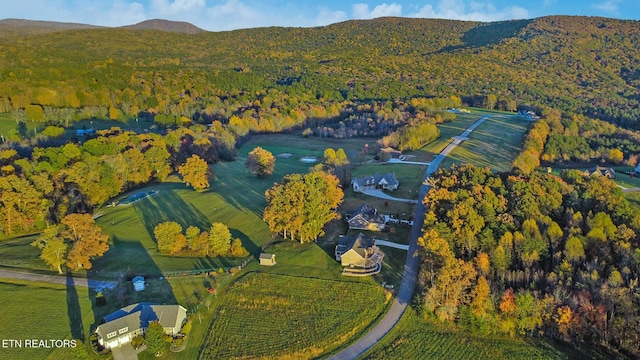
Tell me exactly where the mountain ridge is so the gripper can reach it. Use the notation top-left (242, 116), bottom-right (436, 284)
top-left (0, 15), bottom-right (639, 126)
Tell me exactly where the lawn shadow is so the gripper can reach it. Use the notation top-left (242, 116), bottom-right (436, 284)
top-left (212, 170), bottom-right (269, 217)
top-left (230, 228), bottom-right (259, 256)
top-left (134, 189), bottom-right (211, 240)
top-left (87, 236), bottom-right (178, 336)
top-left (66, 272), bottom-right (85, 342)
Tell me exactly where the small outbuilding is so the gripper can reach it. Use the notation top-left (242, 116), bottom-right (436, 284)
top-left (132, 276), bottom-right (145, 292)
top-left (259, 253), bottom-right (276, 266)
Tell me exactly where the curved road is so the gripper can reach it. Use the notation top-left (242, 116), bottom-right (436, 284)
top-left (328, 116), bottom-right (488, 360)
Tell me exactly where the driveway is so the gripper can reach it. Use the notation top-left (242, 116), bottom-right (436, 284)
top-left (358, 189), bottom-right (418, 204)
top-left (111, 343), bottom-right (138, 360)
top-left (387, 158), bottom-right (431, 166)
top-left (328, 115), bottom-right (488, 360)
top-left (375, 240), bottom-right (409, 251)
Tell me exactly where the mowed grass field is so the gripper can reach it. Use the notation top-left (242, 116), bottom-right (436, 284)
top-left (0, 279), bottom-right (96, 360)
top-left (200, 272), bottom-right (389, 360)
top-left (361, 307), bottom-right (580, 360)
top-left (419, 112), bottom-right (482, 154)
top-left (440, 114), bottom-right (530, 171)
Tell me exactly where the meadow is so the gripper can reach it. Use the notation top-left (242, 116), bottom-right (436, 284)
top-left (0, 278), bottom-right (95, 360)
top-left (439, 114), bottom-right (531, 171)
top-left (361, 307), bottom-right (584, 360)
top-left (199, 272), bottom-right (389, 360)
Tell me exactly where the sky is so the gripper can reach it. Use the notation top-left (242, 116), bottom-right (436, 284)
top-left (2, 0), bottom-right (639, 31)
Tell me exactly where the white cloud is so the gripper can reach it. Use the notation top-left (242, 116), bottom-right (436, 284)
top-left (592, 0), bottom-right (621, 13)
top-left (315, 8), bottom-right (348, 26)
top-left (151, 0), bottom-right (206, 15)
top-left (106, 1), bottom-right (146, 25)
top-left (412, 0), bottom-right (529, 22)
top-left (352, 3), bottom-right (403, 19)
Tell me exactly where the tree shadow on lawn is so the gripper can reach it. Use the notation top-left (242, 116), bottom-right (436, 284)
top-left (134, 189), bottom-right (211, 240)
top-left (211, 170), bottom-right (268, 217)
top-left (66, 272), bottom-right (85, 342)
top-left (86, 236), bottom-right (178, 336)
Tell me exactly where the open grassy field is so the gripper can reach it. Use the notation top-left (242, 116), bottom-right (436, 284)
top-left (199, 272), bottom-right (389, 360)
top-left (0, 113), bottom-right (43, 140)
top-left (419, 112), bottom-right (483, 154)
top-left (0, 278), bottom-right (96, 360)
top-left (439, 114), bottom-right (530, 172)
top-left (361, 307), bottom-right (584, 360)
top-left (240, 133), bottom-right (374, 162)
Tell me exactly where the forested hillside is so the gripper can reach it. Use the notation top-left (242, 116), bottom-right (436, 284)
top-left (0, 15), bottom-right (639, 130)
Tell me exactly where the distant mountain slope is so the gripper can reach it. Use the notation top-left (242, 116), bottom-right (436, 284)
top-left (121, 19), bottom-right (205, 34)
top-left (0, 16), bottom-right (639, 127)
top-left (0, 18), bottom-right (102, 30)
top-left (0, 18), bottom-right (102, 38)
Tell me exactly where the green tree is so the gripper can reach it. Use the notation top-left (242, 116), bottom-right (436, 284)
top-left (178, 154), bottom-right (210, 190)
top-left (245, 146), bottom-right (275, 178)
top-left (208, 222), bottom-right (231, 256)
top-left (144, 321), bottom-right (166, 356)
top-left (154, 221), bottom-right (183, 255)
top-left (31, 226), bottom-right (68, 274)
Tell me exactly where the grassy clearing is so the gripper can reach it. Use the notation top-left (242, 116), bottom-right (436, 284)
top-left (626, 191), bottom-right (640, 208)
top-left (420, 113), bottom-right (482, 154)
top-left (544, 166), bottom-right (640, 190)
top-left (0, 278), bottom-right (96, 360)
top-left (200, 272), bottom-right (389, 360)
top-left (240, 133), bottom-right (374, 162)
top-left (440, 115), bottom-right (530, 171)
top-left (351, 163), bottom-right (426, 200)
top-left (361, 307), bottom-right (579, 360)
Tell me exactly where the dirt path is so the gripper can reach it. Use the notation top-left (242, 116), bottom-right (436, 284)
top-left (328, 116), bottom-right (488, 360)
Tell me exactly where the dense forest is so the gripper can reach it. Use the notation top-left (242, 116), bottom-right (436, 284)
top-left (0, 125), bottom-right (236, 237)
top-left (419, 164), bottom-right (640, 357)
top-left (0, 15), bottom-right (639, 133)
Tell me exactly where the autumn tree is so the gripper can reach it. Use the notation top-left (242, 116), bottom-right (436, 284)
top-left (31, 226), bottom-right (68, 274)
top-left (263, 171), bottom-right (343, 243)
top-left (178, 154), bottom-right (210, 190)
top-left (208, 222), bottom-right (231, 256)
top-left (154, 221), bottom-right (184, 255)
top-left (230, 238), bottom-right (249, 257)
top-left (245, 146), bottom-right (275, 178)
top-left (57, 214), bottom-right (109, 271)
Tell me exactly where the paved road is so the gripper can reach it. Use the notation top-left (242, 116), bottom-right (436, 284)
top-left (328, 115), bottom-right (488, 360)
top-left (0, 268), bottom-right (117, 290)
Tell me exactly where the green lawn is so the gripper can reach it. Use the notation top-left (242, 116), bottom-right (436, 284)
top-left (544, 166), bottom-right (640, 190)
top-left (361, 307), bottom-right (583, 360)
top-left (420, 112), bottom-right (483, 154)
top-left (0, 113), bottom-right (43, 141)
top-left (200, 272), bottom-right (389, 360)
top-left (0, 279), bottom-right (96, 360)
top-left (626, 191), bottom-right (640, 208)
top-left (240, 133), bottom-right (374, 162)
top-left (351, 163), bottom-right (426, 200)
top-left (440, 115), bottom-right (530, 171)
